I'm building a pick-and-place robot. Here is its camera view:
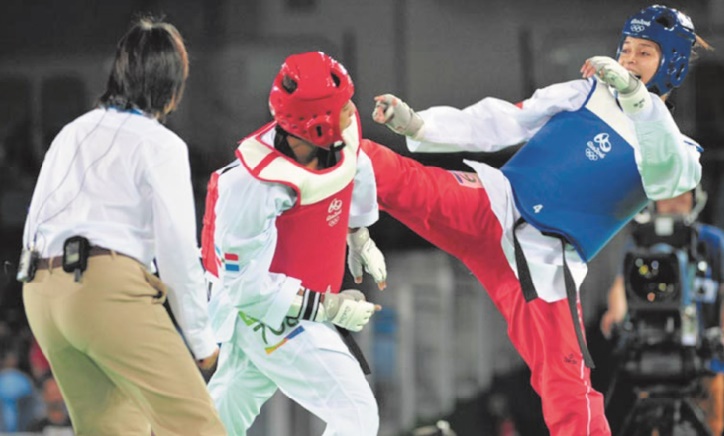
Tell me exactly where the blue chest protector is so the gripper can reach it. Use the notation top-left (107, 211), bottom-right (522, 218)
top-left (501, 81), bottom-right (648, 262)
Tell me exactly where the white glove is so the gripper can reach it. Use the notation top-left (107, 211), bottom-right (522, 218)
top-left (288, 288), bottom-right (378, 332)
top-left (347, 227), bottom-right (387, 289)
top-left (323, 290), bottom-right (377, 332)
top-left (584, 56), bottom-right (651, 114)
top-left (372, 94), bottom-right (424, 137)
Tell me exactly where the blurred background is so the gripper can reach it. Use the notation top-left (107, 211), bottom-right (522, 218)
top-left (0, 0), bottom-right (723, 435)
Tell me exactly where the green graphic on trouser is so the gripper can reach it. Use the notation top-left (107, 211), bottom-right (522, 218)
top-left (238, 312), bottom-right (305, 354)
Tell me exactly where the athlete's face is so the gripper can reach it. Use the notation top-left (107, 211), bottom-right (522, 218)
top-left (656, 191), bottom-right (694, 215)
top-left (339, 100), bottom-right (356, 132)
top-left (618, 36), bottom-right (662, 86)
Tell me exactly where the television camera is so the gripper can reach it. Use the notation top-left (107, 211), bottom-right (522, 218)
top-left (619, 215), bottom-right (720, 382)
top-left (610, 214), bottom-right (723, 435)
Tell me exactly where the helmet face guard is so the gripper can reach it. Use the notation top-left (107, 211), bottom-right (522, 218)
top-left (268, 52), bottom-right (354, 149)
top-left (616, 5), bottom-right (696, 95)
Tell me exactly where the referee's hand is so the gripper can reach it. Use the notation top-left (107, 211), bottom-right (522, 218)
top-left (197, 346), bottom-right (220, 370)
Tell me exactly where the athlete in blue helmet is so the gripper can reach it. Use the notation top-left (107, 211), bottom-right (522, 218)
top-left (616, 4), bottom-right (698, 96)
top-left (362, 4), bottom-right (710, 435)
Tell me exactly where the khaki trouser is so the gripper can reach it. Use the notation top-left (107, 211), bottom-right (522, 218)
top-left (699, 373), bottom-right (724, 436)
top-left (23, 253), bottom-right (226, 436)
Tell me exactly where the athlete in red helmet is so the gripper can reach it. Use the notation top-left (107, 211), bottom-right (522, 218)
top-left (201, 52), bottom-right (387, 435)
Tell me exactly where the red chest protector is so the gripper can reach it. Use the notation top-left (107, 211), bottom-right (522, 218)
top-left (216, 114), bottom-right (362, 293)
top-left (269, 180), bottom-right (353, 293)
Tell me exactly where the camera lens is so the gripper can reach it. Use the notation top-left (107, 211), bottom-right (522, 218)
top-left (627, 253), bottom-right (680, 304)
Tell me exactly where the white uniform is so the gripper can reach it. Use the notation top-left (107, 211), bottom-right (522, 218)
top-left (408, 78), bottom-right (701, 302)
top-left (205, 114), bottom-right (380, 436)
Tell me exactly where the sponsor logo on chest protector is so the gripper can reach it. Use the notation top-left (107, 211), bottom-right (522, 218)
top-left (326, 198), bottom-right (344, 227)
top-left (585, 132), bottom-right (612, 161)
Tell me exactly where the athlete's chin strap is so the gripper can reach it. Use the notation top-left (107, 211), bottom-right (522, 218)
top-left (513, 217), bottom-right (596, 369)
top-left (274, 125), bottom-right (345, 169)
top-left (325, 142), bottom-right (345, 168)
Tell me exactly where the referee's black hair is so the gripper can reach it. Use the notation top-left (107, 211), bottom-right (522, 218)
top-left (99, 16), bottom-right (188, 121)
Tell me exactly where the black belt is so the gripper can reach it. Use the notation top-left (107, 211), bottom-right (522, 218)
top-left (36, 246), bottom-right (117, 270)
top-left (513, 217), bottom-right (595, 369)
top-left (335, 326), bottom-right (371, 375)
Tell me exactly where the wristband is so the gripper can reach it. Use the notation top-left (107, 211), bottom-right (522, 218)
top-left (288, 288), bottom-right (326, 321)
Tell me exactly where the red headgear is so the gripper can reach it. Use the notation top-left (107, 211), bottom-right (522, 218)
top-left (269, 52), bottom-right (354, 149)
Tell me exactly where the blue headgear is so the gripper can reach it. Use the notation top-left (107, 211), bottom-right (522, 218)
top-left (617, 5), bottom-right (696, 95)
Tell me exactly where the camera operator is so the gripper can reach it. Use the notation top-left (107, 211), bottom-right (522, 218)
top-left (601, 188), bottom-right (724, 435)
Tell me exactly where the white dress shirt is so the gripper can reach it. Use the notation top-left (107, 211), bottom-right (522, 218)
top-left (22, 107), bottom-right (216, 359)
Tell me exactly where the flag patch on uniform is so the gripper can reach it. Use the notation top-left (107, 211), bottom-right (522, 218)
top-left (224, 252), bottom-right (240, 272)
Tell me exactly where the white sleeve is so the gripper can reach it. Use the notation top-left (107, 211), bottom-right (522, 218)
top-left (407, 79), bottom-right (591, 153)
top-left (215, 169), bottom-right (301, 329)
top-left (145, 140), bottom-right (217, 360)
top-left (348, 147), bottom-right (380, 229)
top-left (629, 96), bottom-right (702, 199)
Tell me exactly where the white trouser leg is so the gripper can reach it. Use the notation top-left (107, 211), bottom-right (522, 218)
top-left (207, 340), bottom-right (277, 435)
top-left (238, 317), bottom-right (379, 436)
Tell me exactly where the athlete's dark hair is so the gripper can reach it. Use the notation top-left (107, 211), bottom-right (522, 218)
top-left (99, 16), bottom-right (188, 120)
